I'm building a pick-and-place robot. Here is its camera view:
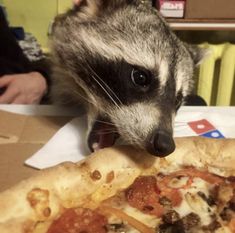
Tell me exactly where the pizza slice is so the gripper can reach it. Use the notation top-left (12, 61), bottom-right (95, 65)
top-left (0, 137), bottom-right (235, 233)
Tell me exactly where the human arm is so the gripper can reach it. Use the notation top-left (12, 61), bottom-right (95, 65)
top-left (0, 7), bottom-right (50, 104)
top-left (0, 72), bottom-right (48, 104)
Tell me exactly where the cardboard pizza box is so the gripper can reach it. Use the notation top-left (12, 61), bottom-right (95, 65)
top-left (0, 110), bottom-right (71, 192)
top-left (185, 0), bottom-right (235, 19)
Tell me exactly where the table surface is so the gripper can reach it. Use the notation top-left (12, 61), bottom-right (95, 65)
top-left (0, 104), bottom-right (85, 116)
top-left (0, 104), bottom-right (235, 115)
top-left (0, 105), bottom-right (235, 191)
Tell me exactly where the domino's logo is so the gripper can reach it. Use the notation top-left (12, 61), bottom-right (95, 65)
top-left (188, 119), bottom-right (225, 139)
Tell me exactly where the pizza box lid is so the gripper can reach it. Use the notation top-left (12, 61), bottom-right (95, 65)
top-left (0, 110), bottom-right (71, 192)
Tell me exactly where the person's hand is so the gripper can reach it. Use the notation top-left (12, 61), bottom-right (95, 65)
top-left (73, 0), bottom-right (82, 6)
top-left (0, 72), bottom-right (48, 104)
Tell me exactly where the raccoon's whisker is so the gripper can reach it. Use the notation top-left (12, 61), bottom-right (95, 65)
top-left (71, 89), bottom-right (95, 106)
top-left (94, 74), bottom-right (123, 105)
top-left (87, 64), bottom-right (123, 106)
top-left (94, 119), bottom-right (118, 127)
top-left (69, 74), bottom-right (97, 107)
top-left (91, 74), bottom-right (122, 110)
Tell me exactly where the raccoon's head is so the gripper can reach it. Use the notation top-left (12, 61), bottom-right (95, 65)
top-left (51, 0), bottom-right (205, 157)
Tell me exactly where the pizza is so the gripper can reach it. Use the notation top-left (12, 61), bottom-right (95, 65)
top-left (0, 137), bottom-right (235, 233)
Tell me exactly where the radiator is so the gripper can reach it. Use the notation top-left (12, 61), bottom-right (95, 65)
top-left (197, 43), bottom-right (235, 106)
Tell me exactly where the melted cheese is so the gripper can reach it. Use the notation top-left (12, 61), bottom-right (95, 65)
top-left (32, 222), bottom-right (51, 233)
top-left (168, 176), bottom-right (189, 189)
top-left (121, 205), bottom-right (161, 229)
top-left (174, 177), bottom-right (215, 226)
top-left (32, 173), bottom-right (232, 233)
top-left (215, 227), bottom-right (232, 233)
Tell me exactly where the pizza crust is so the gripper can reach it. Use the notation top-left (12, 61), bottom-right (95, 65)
top-left (167, 137), bottom-right (235, 177)
top-left (0, 146), bottom-right (159, 233)
top-left (0, 137), bottom-right (234, 232)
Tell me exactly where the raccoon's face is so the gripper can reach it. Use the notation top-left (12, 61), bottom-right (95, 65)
top-left (51, 0), bottom-right (205, 156)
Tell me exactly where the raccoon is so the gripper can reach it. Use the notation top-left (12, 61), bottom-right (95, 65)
top-left (50, 0), bottom-right (205, 157)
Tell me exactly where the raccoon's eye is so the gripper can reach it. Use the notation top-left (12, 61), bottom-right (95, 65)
top-left (131, 68), bottom-right (151, 87)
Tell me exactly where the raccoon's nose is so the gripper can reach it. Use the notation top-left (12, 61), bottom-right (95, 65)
top-left (146, 130), bottom-right (175, 157)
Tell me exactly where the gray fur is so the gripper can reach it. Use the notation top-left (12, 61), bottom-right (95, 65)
top-left (50, 0), bottom-right (203, 155)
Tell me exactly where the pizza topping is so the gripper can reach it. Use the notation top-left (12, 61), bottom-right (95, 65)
top-left (220, 207), bottom-right (234, 221)
top-left (125, 176), bottom-right (164, 217)
top-left (159, 196), bottom-right (172, 207)
top-left (157, 176), bottom-right (183, 207)
top-left (216, 184), bottom-right (234, 205)
top-left (162, 210), bottom-right (180, 224)
top-left (185, 192), bottom-right (213, 214)
top-left (27, 188), bottom-right (51, 220)
top-left (230, 194), bottom-right (235, 211)
top-left (155, 169), bottom-right (234, 230)
top-left (91, 170), bottom-right (102, 180)
top-left (47, 208), bottom-right (108, 233)
top-left (106, 171), bottom-right (115, 184)
top-left (158, 168), bottom-right (224, 187)
top-left (202, 219), bottom-right (222, 231)
top-left (197, 191), bottom-right (216, 206)
top-left (157, 222), bottom-right (185, 233)
top-left (167, 177), bottom-right (190, 189)
top-left (228, 218), bottom-right (235, 232)
top-left (158, 212), bottom-right (200, 233)
top-left (180, 212), bottom-right (201, 230)
top-left (159, 188), bottom-right (182, 207)
top-left (106, 223), bottom-right (126, 232)
top-left (101, 205), bottom-right (155, 233)
top-left (158, 223), bottom-right (184, 233)
top-left (174, 180), bottom-right (216, 225)
top-left (43, 207), bottom-right (52, 218)
top-left (125, 175), bottom-right (186, 217)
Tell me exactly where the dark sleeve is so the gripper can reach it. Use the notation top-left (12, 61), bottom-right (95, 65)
top-left (30, 58), bottom-right (52, 90)
top-left (0, 7), bottom-right (51, 102)
top-left (0, 7), bottom-right (33, 75)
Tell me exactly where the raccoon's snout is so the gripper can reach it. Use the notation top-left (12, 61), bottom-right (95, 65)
top-left (146, 130), bottom-right (175, 157)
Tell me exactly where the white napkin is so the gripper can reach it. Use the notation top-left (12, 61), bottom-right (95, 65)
top-left (25, 116), bottom-right (90, 169)
top-left (25, 107), bottom-right (235, 169)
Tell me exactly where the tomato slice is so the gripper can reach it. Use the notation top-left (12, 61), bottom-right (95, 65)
top-left (158, 168), bottom-right (224, 190)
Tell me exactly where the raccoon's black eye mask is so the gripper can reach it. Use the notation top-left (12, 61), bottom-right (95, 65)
top-left (84, 59), bottom-right (158, 105)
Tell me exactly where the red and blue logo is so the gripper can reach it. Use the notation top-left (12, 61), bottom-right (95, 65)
top-left (188, 119), bottom-right (225, 139)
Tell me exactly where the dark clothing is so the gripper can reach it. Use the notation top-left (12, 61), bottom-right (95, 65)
top-left (0, 7), bottom-right (33, 76)
top-left (183, 95), bottom-right (207, 106)
top-left (0, 7), bottom-right (51, 101)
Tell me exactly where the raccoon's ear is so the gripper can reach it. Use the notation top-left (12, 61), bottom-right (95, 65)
top-left (186, 44), bottom-right (210, 66)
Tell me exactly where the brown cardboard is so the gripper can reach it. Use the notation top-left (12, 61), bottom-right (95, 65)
top-left (185, 0), bottom-right (235, 19)
top-left (0, 110), bottom-right (72, 192)
top-left (0, 144), bottom-right (41, 191)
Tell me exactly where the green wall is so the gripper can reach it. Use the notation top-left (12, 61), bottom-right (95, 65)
top-left (2, 0), bottom-right (72, 50)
